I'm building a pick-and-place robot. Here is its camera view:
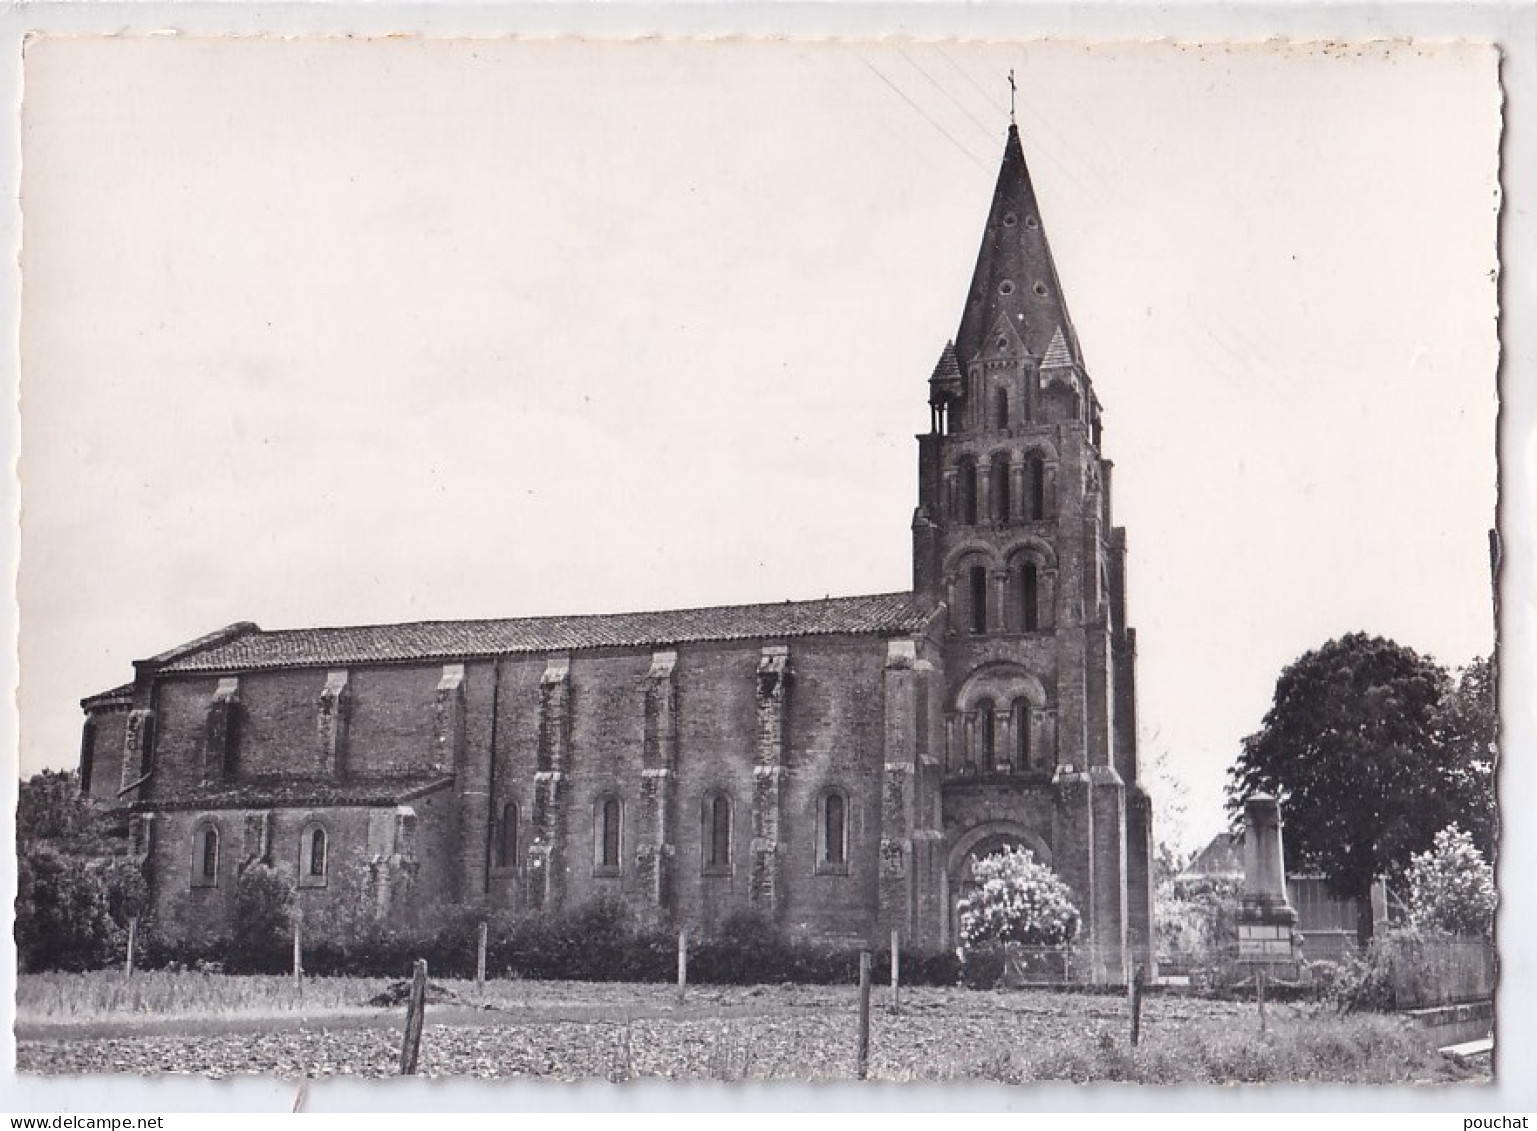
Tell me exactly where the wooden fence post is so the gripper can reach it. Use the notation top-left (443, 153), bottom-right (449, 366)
top-left (1257, 968), bottom-right (1267, 1033)
top-left (475, 921), bottom-right (488, 991)
top-left (677, 924), bottom-right (689, 1004)
top-left (399, 958), bottom-right (428, 1075)
top-left (1127, 964), bottom-right (1144, 1046)
top-left (125, 916), bottom-right (138, 980)
top-left (890, 928), bottom-right (900, 1014)
top-left (856, 949), bottom-right (872, 1081)
top-left (291, 912), bottom-right (302, 989)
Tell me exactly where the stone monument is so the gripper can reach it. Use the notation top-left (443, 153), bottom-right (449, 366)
top-left (1235, 794), bottom-right (1302, 977)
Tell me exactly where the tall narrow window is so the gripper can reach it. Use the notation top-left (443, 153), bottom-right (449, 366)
top-left (977, 698), bottom-right (996, 764)
top-left (957, 460), bottom-right (978, 525)
top-left (822, 792), bottom-right (847, 868)
top-left (990, 454), bottom-right (1011, 524)
top-left (597, 796), bottom-right (622, 871)
top-left (309, 828), bottom-right (327, 877)
top-left (1028, 457), bottom-right (1047, 520)
top-left (969, 566), bottom-right (988, 635)
top-left (1014, 699), bottom-right (1033, 769)
top-left (993, 388), bottom-right (1009, 431)
top-left (193, 825), bottom-right (218, 887)
top-left (1022, 562), bottom-right (1040, 632)
top-left (498, 802), bottom-right (518, 868)
top-left (299, 822), bottom-right (329, 887)
top-left (704, 794), bottom-right (731, 871)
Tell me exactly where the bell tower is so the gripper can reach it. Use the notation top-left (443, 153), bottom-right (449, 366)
top-left (914, 123), bottom-right (1155, 980)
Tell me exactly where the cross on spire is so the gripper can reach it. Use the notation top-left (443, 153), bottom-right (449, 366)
top-left (1008, 69), bottom-right (1016, 124)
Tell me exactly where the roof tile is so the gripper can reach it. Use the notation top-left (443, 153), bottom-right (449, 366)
top-left (158, 592), bottom-right (932, 674)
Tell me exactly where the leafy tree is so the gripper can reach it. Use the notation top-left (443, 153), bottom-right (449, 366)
top-left (1226, 634), bottom-right (1476, 944)
top-left (957, 845), bottom-right (1081, 950)
top-left (1435, 657), bottom-right (1497, 860)
top-left (1405, 825), bottom-right (1495, 938)
top-left (16, 769), bottom-right (88, 846)
top-left (14, 849), bottom-right (123, 972)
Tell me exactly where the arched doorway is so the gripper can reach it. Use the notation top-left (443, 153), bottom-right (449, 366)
top-left (944, 822), bottom-right (1052, 948)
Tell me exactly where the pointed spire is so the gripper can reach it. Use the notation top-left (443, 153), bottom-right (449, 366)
top-left (953, 125), bottom-right (1085, 375)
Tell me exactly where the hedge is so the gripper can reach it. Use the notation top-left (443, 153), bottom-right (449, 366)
top-left (114, 902), bottom-right (963, 986)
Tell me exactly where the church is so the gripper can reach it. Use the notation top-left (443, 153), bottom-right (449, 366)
top-left (78, 123), bottom-right (1156, 980)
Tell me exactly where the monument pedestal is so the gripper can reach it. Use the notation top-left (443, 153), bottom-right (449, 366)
top-left (1235, 901), bottom-right (1302, 977)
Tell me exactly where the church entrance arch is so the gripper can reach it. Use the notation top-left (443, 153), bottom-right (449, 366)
top-left (944, 821), bottom-right (1052, 948)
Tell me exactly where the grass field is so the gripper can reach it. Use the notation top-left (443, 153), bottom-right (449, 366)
top-left (14, 972), bottom-right (1487, 1084)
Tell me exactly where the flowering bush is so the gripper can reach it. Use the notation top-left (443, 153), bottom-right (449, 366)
top-left (957, 845), bottom-right (1081, 950)
top-left (1405, 825), bottom-right (1495, 939)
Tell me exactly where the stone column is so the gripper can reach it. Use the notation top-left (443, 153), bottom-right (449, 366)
top-left (636, 650), bottom-right (679, 926)
top-left (529, 657), bottom-right (571, 911)
top-left (316, 670), bottom-right (350, 775)
top-left (120, 709), bottom-right (155, 793)
top-left (1235, 794), bottom-right (1301, 976)
top-left (878, 640), bottom-right (919, 941)
top-left (202, 677), bottom-right (240, 783)
top-left (1125, 785), bottom-right (1157, 977)
top-left (1089, 765), bottom-right (1129, 983)
top-left (432, 664), bottom-right (466, 774)
top-left (1051, 766), bottom-right (1095, 980)
top-left (749, 645), bottom-right (789, 919)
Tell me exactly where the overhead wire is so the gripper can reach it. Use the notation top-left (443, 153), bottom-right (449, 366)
top-left (858, 55), bottom-right (991, 174)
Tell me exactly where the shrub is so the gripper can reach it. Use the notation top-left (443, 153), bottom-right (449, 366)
top-left (141, 895), bottom-right (963, 986)
top-left (1157, 874), bottom-right (1240, 968)
top-left (1405, 825), bottom-right (1495, 939)
top-left (956, 846), bottom-right (1080, 951)
top-left (225, 864), bottom-right (295, 974)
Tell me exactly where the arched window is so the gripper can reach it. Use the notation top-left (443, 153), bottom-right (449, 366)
top-left (990, 454), bottom-right (1011, 524)
top-left (956, 459), bottom-right (978, 525)
top-left (497, 801), bottom-right (518, 869)
top-left (1013, 699), bottom-right (1033, 769)
top-left (703, 793), bottom-right (731, 871)
top-left (192, 824), bottom-right (218, 888)
top-left (1021, 562), bottom-right (1040, 632)
top-left (299, 822), bottom-right (329, 887)
top-left (1027, 456), bottom-right (1047, 521)
top-left (977, 698), bottom-right (996, 765)
top-left (820, 791), bottom-right (848, 870)
top-left (969, 565), bottom-right (988, 635)
top-left (309, 828), bottom-right (327, 877)
top-left (993, 388), bottom-right (1009, 431)
top-left (595, 796), bottom-right (622, 872)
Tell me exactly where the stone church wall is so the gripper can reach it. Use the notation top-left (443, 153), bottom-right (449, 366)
top-left (140, 794), bottom-right (456, 948)
top-left (779, 640), bottom-right (888, 942)
top-left (79, 703), bottom-right (129, 801)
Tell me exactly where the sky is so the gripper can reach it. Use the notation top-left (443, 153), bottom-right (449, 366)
top-left (17, 37), bottom-right (1500, 854)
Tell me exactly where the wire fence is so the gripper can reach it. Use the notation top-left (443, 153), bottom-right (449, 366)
top-left (988, 936), bottom-right (1496, 1008)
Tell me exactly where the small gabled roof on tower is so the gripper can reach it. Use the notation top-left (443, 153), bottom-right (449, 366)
top-left (929, 339), bottom-right (963, 397)
top-left (1040, 325), bottom-right (1075, 370)
top-left (954, 125), bottom-right (1086, 374)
